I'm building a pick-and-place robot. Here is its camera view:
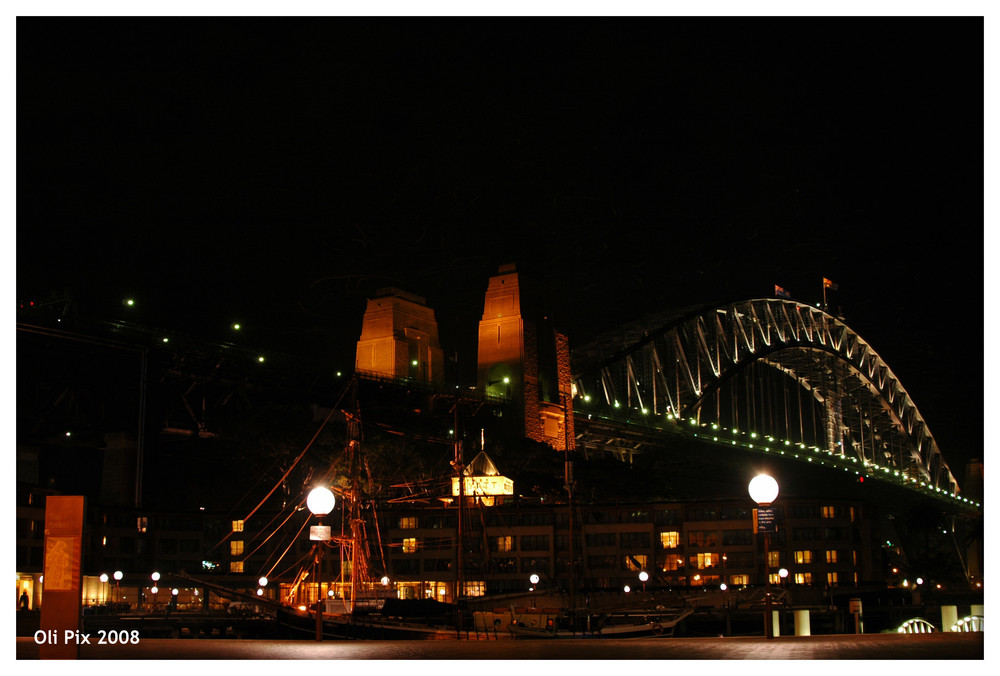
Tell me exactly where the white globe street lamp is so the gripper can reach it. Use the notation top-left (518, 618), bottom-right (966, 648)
top-left (748, 473), bottom-right (779, 505)
top-left (307, 486), bottom-right (336, 516)
top-left (113, 571), bottom-right (123, 606)
top-left (150, 572), bottom-right (160, 611)
top-left (749, 473), bottom-right (780, 640)
top-left (306, 486), bottom-right (336, 643)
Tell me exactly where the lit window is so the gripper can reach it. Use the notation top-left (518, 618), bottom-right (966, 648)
top-left (495, 536), bottom-right (513, 553)
top-left (624, 554), bottom-right (648, 571)
top-left (827, 572), bottom-right (838, 586)
top-left (137, 517), bottom-right (148, 533)
top-left (794, 550), bottom-right (813, 564)
top-left (794, 572), bottom-right (812, 585)
top-left (232, 520), bottom-right (244, 533)
top-left (660, 531), bottom-right (681, 548)
top-left (692, 552), bottom-right (720, 569)
top-left (463, 581), bottom-right (486, 597)
top-left (821, 506), bottom-right (836, 519)
top-left (399, 517), bottom-right (417, 529)
top-left (230, 561), bottom-right (244, 573)
top-left (694, 575), bottom-right (720, 587)
top-left (767, 550), bottom-right (780, 567)
top-left (403, 538), bottom-right (418, 554)
top-left (769, 572), bottom-right (783, 585)
top-left (825, 550), bottom-right (838, 563)
top-left (729, 575), bottom-right (749, 585)
top-left (231, 540), bottom-right (244, 556)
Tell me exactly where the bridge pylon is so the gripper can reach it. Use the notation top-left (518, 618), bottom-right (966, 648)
top-left (475, 264), bottom-right (574, 451)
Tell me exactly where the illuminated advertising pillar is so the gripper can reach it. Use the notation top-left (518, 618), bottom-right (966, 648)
top-left (39, 496), bottom-right (86, 659)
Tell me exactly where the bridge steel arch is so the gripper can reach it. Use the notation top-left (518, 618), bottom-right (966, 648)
top-left (571, 299), bottom-right (962, 498)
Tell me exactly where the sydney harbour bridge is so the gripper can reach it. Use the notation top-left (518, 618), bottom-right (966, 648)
top-left (17, 290), bottom-right (980, 518)
top-left (569, 298), bottom-right (973, 512)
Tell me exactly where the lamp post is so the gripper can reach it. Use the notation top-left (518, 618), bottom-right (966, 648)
top-left (639, 570), bottom-right (649, 594)
top-left (100, 574), bottom-right (109, 606)
top-left (749, 473), bottom-right (779, 639)
top-left (307, 486), bottom-right (336, 642)
top-left (150, 572), bottom-right (160, 612)
top-left (113, 571), bottom-right (122, 608)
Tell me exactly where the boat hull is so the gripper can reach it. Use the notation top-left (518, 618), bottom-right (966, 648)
top-left (276, 607), bottom-right (459, 640)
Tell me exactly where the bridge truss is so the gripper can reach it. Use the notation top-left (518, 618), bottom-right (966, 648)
top-left (571, 299), bottom-right (969, 506)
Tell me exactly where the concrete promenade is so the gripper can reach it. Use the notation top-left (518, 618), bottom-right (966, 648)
top-left (15, 632), bottom-right (984, 660)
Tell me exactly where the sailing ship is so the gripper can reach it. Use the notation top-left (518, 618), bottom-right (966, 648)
top-left (199, 377), bottom-right (690, 640)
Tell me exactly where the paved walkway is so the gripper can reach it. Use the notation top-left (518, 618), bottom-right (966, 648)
top-left (15, 632), bottom-right (984, 660)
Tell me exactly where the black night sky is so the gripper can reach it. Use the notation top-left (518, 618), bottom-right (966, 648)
top-left (16, 17), bottom-right (984, 474)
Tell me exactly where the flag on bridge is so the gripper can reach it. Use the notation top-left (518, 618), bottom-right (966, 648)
top-left (823, 277), bottom-right (839, 291)
top-left (774, 285), bottom-right (791, 299)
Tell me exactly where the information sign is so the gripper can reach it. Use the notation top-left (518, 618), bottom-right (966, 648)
top-left (753, 507), bottom-right (777, 533)
top-left (310, 525), bottom-right (332, 541)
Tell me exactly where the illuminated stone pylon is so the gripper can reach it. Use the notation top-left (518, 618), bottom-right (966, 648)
top-left (355, 288), bottom-right (444, 385)
top-left (476, 264), bottom-right (574, 450)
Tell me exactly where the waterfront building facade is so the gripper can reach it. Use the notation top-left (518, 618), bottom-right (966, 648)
top-left (17, 481), bottom-right (881, 611)
top-left (374, 495), bottom-right (879, 604)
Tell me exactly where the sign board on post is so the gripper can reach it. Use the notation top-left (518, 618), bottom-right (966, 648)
top-left (849, 597), bottom-right (864, 634)
top-left (753, 507), bottom-right (777, 533)
top-left (39, 495), bottom-right (86, 660)
top-left (310, 525), bottom-right (332, 541)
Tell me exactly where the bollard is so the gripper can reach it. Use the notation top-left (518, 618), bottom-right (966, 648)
top-left (794, 609), bottom-right (811, 636)
top-left (941, 605), bottom-right (958, 632)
